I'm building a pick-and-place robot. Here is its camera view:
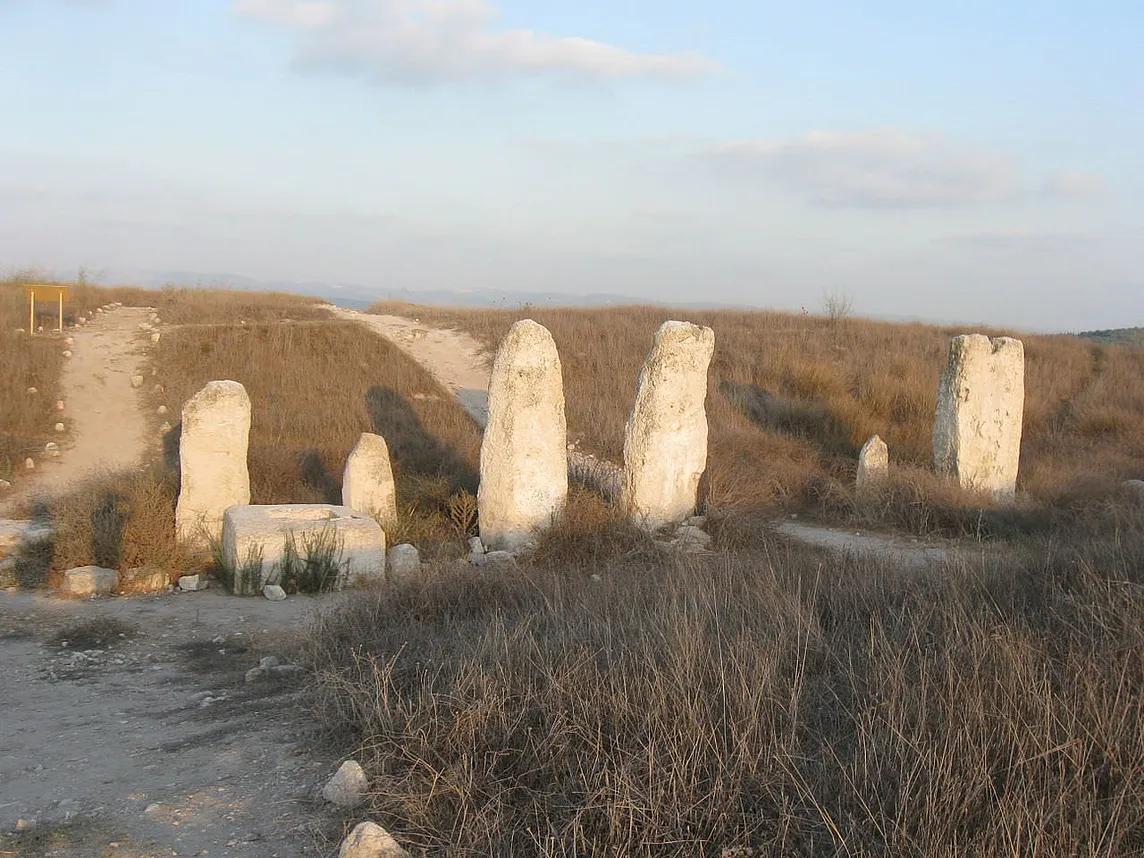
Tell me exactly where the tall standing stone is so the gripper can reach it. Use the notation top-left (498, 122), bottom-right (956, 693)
top-left (621, 321), bottom-right (716, 529)
top-left (933, 334), bottom-right (1024, 499)
top-left (856, 434), bottom-right (889, 490)
top-left (478, 320), bottom-right (567, 552)
top-left (342, 432), bottom-right (398, 529)
top-left (175, 380), bottom-right (252, 547)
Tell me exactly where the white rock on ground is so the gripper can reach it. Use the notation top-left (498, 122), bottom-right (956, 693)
top-left (386, 544), bottom-right (421, 581)
top-left (62, 566), bottom-right (118, 598)
top-left (177, 574), bottom-right (208, 591)
top-left (342, 432), bottom-right (398, 529)
top-left (856, 434), bottom-right (889, 490)
top-left (175, 380), bottom-right (252, 548)
top-left (933, 335), bottom-right (1025, 500)
top-left (621, 321), bottom-right (716, 530)
top-left (262, 584), bottom-right (287, 601)
top-left (478, 319), bottom-right (568, 552)
top-left (130, 375), bottom-right (144, 389)
top-left (322, 760), bottom-right (370, 808)
top-left (221, 504), bottom-right (385, 595)
top-left (338, 822), bottom-right (409, 858)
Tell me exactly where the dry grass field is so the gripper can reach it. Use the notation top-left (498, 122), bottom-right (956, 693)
top-left (5, 283), bottom-right (1144, 855)
top-left (371, 302), bottom-right (1144, 535)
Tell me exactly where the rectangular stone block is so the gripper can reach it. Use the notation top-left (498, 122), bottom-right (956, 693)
top-left (221, 504), bottom-right (385, 596)
top-left (62, 566), bottom-right (118, 599)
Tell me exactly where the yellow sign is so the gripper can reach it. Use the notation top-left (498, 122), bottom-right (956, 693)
top-left (24, 284), bottom-right (69, 333)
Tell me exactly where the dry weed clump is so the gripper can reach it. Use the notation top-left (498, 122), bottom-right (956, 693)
top-left (304, 523), bottom-right (1144, 857)
top-left (374, 303), bottom-right (1144, 531)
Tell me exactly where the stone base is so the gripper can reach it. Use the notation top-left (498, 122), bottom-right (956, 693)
top-left (221, 504), bottom-right (385, 595)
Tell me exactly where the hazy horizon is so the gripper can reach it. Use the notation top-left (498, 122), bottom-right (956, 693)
top-left (1, 1), bottom-right (1140, 332)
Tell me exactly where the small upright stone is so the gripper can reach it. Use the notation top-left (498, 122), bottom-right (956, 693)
top-left (933, 335), bottom-right (1025, 499)
top-left (621, 321), bottom-right (715, 530)
top-left (322, 760), bottom-right (369, 808)
top-left (175, 380), bottom-right (252, 548)
top-left (342, 433), bottom-right (398, 528)
top-left (856, 435), bottom-right (889, 490)
top-left (478, 320), bottom-right (568, 552)
top-left (386, 544), bottom-right (421, 582)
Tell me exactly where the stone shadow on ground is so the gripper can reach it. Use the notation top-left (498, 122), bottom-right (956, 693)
top-left (365, 386), bottom-right (478, 494)
top-left (719, 380), bottom-right (857, 457)
top-left (91, 490), bottom-right (129, 569)
top-left (300, 450), bottom-right (342, 505)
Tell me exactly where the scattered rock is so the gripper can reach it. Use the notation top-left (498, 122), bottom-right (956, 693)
top-left (61, 350), bottom-right (72, 358)
top-left (159, 421), bottom-right (172, 434)
top-left (270, 663), bottom-right (303, 678)
top-left (338, 821), bottom-right (409, 858)
top-left (26, 387), bottom-right (37, 395)
top-left (130, 375), bottom-right (144, 388)
top-left (483, 550), bottom-right (517, 570)
top-left (62, 566), bottom-right (119, 598)
top-left (44, 442), bottom-right (59, 456)
top-left (0, 479), bottom-right (10, 491)
top-left (151, 332), bottom-right (161, 343)
top-left (153, 383), bottom-right (164, 394)
top-left (262, 584), bottom-right (287, 602)
top-left (387, 544), bottom-right (421, 581)
top-left (156, 405), bottom-right (168, 415)
top-left (54, 422), bottom-right (65, 433)
top-left (258, 656), bottom-right (280, 670)
top-left (177, 574), bottom-right (208, 591)
top-left (676, 525), bottom-right (712, 548)
top-left (322, 760), bottom-right (369, 808)
top-left (244, 666), bottom-right (265, 683)
top-left (24, 457), bottom-right (34, 470)
top-left (55, 399), bottom-right (65, 411)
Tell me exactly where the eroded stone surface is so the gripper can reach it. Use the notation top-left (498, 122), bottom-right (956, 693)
top-left (478, 320), bottom-right (567, 552)
top-left (933, 335), bottom-right (1024, 499)
top-left (62, 566), bottom-right (118, 599)
top-left (175, 381), bottom-right (251, 548)
top-left (856, 435), bottom-right (889, 490)
top-left (386, 544), bottom-right (421, 582)
top-left (221, 504), bottom-right (385, 595)
top-left (621, 321), bottom-right (715, 529)
top-left (342, 432), bottom-right (398, 528)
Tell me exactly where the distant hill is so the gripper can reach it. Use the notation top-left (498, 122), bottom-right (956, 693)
top-left (1076, 327), bottom-right (1144, 348)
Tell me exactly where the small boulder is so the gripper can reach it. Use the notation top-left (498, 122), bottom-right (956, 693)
top-left (483, 550), bottom-right (517, 570)
top-left (177, 574), bottom-right (208, 591)
top-left (386, 544), bottom-right (421, 582)
top-left (322, 760), bottom-right (370, 808)
top-left (338, 821), bottom-right (409, 858)
top-left (262, 583), bottom-right (287, 601)
top-left (62, 566), bottom-right (118, 598)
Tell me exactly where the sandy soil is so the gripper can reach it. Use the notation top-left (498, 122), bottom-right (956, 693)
top-left (0, 589), bottom-right (348, 857)
top-left (0, 307), bottom-right (154, 518)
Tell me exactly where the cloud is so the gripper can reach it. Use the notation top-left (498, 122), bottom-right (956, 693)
top-left (1043, 170), bottom-right (1107, 198)
top-left (235, 0), bottom-right (717, 83)
top-left (709, 129), bottom-right (1019, 209)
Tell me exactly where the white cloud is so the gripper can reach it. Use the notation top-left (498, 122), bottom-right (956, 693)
top-left (710, 129), bottom-right (1018, 209)
top-left (1043, 170), bottom-right (1107, 198)
top-left (235, 0), bottom-right (717, 83)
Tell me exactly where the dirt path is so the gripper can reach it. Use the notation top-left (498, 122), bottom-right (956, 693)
top-left (0, 307), bottom-right (154, 518)
top-left (329, 308), bottom-right (492, 426)
top-left (0, 589), bottom-right (347, 857)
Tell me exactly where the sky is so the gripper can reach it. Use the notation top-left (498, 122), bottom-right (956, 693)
top-left (0, 0), bottom-right (1140, 331)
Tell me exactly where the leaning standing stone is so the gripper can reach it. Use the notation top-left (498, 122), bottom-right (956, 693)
top-left (621, 321), bottom-right (716, 529)
top-left (856, 434), bottom-right (889, 490)
top-left (175, 380), bottom-right (252, 548)
top-left (478, 319), bottom-right (568, 552)
top-left (342, 432), bottom-right (398, 528)
top-left (933, 334), bottom-right (1025, 499)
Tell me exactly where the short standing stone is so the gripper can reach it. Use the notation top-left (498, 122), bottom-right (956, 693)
top-left (933, 335), bottom-right (1025, 499)
top-left (62, 566), bottom-right (118, 598)
top-left (221, 504), bottom-right (385, 595)
top-left (342, 433), bottom-right (398, 528)
top-left (338, 822), bottom-right (409, 858)
top-left (856, 434), bottom-right (889, 490)
top-left (175, 380), bottom-right (252, 548)
top-left (386, 544), bottom-right (421, 582)
top-left (478, 320), bottom-right (568, 552)
top-left (322, 760), bottom-right (369, 808)
top-left (621, 321), bottom-right (715, 530)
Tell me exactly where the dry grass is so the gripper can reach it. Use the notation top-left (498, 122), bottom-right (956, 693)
top-left (304, 520), bottom-right (1144, 857)
top-left (373, 303), bottom-right (1144, 534)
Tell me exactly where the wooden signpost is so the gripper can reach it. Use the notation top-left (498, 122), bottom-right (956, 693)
top-left (24, 284), bottom-right (68, 333)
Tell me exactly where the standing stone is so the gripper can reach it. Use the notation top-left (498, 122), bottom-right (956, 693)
top-left (478, 320), bottom-right (567, 552)
top-left (621, 321), bottom-right (715, 529)
top-left (342, 433), bottom-right (398, 528)
top-left (933, 334), bottom-right (1025, 499)
top-left (856, 434), bottom-right (889, 490)
top-left (175, 380), bottom-right (252, 548)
